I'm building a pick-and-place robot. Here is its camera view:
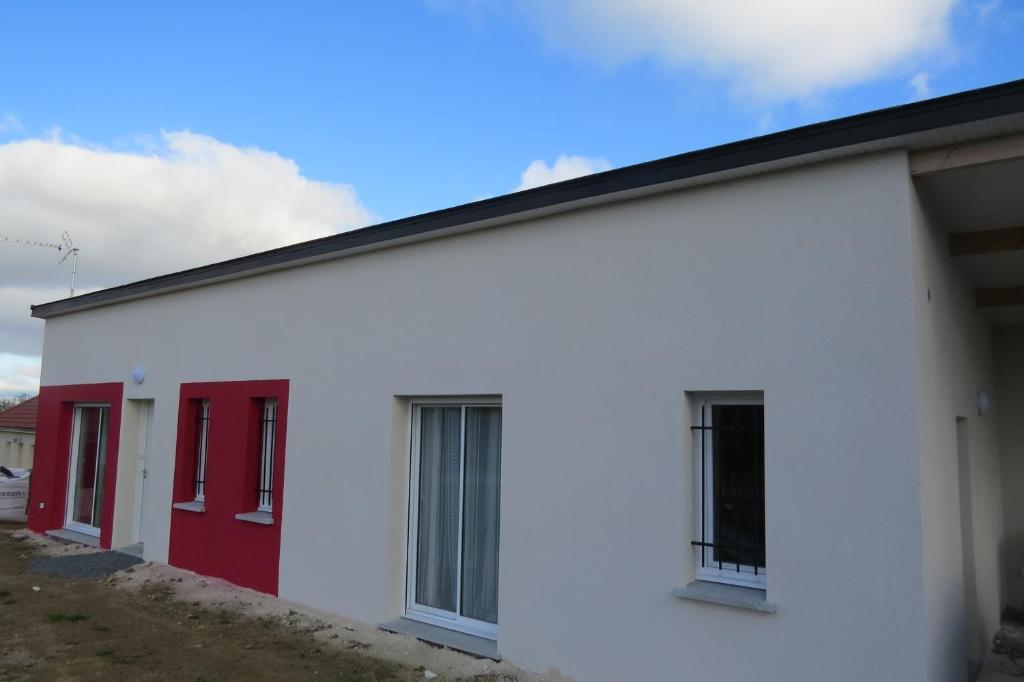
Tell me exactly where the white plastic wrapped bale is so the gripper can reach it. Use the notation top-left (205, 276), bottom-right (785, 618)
top-left (0, 467), bottom-right (30, 522)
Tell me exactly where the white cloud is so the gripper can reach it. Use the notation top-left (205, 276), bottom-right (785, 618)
top-left (0, 113), bottom-right (24, 135)
top-left (515, 155), bottom-right (612, 191)
top-left (977, 0), bottom-right (1001, 22)
top-left (492, 0), bottom-right (957, 100)
top-left (0, 353), bottom-right (41, 397)
top-left (0, 130), bottom-right (375, 380)
top-left (910, 71), bottom-right (932, 98)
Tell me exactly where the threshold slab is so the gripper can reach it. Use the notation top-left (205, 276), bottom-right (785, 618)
top-left (46, 528), bottom-right (101, 548)
top-left (379, 618), bottom-right (500, 660)
top-left (117, 542), bottom-right (144, 559)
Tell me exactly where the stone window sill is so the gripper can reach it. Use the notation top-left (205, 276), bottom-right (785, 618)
top-left (672, 580), bottom-right (777, 614)
top-left (235, 511), bottom-right (273, 525)
top-left (172, 500), bottom-right (205, 513)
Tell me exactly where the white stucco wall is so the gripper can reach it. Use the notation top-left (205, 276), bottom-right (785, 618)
top-left (38, 150), bottom-right (930, 681)
top-left (997, 328), bottom-right (1024, 608)
top-left (909, 180), bottom-right (1005, 681)
top-left (0, 428), bottom-right (34, 469)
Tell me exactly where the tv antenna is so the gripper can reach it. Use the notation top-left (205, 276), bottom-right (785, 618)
top-left (0, 230), bottom-right (80, 297)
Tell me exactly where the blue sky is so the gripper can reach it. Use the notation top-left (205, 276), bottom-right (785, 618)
top-left (0, 0), bottom-right (1021, 395)
top-left (2, 1), bottom-right (1020, 220)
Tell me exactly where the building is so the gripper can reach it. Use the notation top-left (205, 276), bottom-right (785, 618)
top-left (24, 79), bottom-right (1024, 681)
top-left (0, 396), bottom-right (37, 469)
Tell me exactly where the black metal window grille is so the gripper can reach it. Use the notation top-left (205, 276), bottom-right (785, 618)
top-left (256, 398), bottom-right (278, 512)
top-left (193, 399), bottom-right (210, 501)
top-left (690, 402), bottom-right (765, 579)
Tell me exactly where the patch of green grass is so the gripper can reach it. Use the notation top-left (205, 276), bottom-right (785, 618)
top-left (111, 650), bottom-right (153, 665)
top-left (94, 647), bottom-right (151, 665)
top-left (46, 612), bottom-right (89, 623)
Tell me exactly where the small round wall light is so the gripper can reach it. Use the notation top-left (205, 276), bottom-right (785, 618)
top-left (977, 390), bottom-right (991, 417)
top-left (133, 366), bottom-right (145, 385)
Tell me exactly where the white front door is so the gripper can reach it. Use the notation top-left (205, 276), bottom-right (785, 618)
top-left (406, 402), bottom-right (502, 640)
top-left (65, 404), bottom-right (111, 537)
top-left (131, 401), bottom-right (154, 545)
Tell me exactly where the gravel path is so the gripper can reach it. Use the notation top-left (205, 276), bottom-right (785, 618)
top-left (27, 550), bottom-right (143, 579)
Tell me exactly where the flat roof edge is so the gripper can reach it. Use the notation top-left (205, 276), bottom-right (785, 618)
top-left (31, 78), bottom-right (1024, 319)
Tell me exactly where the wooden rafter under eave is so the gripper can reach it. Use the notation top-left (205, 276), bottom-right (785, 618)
top-left (950, 226), bottom-right (1024, 256)
top-left (911, 132), bottom-right (1024, 176)
top-left (976, 287), bottom-right (1024, 308)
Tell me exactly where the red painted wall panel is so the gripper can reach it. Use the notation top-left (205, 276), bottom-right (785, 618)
top-left (27, 383), bottom-right (124, 549)
top-left (168, 380), bottom-right (289, 595)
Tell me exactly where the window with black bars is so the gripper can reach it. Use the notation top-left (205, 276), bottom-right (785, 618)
top-left (256, 398), bottom-right (278, 513)
top-left (193, 399), bottom-right (210, 502)
top-left (691, 400), bottom-right (765, 585)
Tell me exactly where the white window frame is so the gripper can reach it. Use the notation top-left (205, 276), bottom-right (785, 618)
top-left (256, 398), bottom-right (278, 513)
top-left (193, 399), bottom-right (211, 503)
top-left (65, 403), bottom-right (110, 537)
top-left (693, 393), bottom-right (766, 589)
top-left (405, 397), bottom-right (501, 641)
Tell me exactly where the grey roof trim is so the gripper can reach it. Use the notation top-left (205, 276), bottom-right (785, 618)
top-left (31, 78), bottom-right (1024, 319)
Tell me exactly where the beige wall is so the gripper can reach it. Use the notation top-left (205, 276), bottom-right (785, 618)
top-left (997, 328), bottom-right (1024, 608)
top-left (38, 150), bottom-right (931, 681)
top-left (0, 428), bottom-right (34, 469)
top-left (909, 179), bottom-right (1006, 680)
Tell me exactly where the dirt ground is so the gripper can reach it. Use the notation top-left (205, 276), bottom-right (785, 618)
top-left (0, 524), bottom-right (542, 682)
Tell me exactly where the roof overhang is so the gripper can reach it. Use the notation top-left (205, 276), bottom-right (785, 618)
top-left (0, 427), bottom-right (35, 434)
top-left (31, 78), bottom-right (1024, 320)
top-left (913, 131), bottom-right (1024, 326)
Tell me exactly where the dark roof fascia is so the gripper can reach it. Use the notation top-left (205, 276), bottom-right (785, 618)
top-left (31, 78), bottom-right (1024, 319)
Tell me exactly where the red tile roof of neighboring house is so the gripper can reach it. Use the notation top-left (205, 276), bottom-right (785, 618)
top-left (0, 397), bottom-right (38, 431)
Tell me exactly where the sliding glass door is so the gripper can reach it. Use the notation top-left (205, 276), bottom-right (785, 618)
top-left (407, 402), bottom-right (501, 639)
top-left (65, 404), bottom-right (110, 536)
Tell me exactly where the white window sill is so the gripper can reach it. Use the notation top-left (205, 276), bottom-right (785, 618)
top-left (172, 500), bottom-right (205, 513)
top-left (235, 511), bottom-right (273, 525)
top-left (672, 581), bottom-right (777, 614)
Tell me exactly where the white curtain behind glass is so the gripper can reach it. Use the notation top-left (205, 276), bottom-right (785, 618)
top-left (461, 407), bottom-right (501, 624)
top-left (415, 407), bottom-right (461, 612)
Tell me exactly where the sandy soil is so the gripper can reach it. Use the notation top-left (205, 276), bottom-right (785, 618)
top-left (0, 525), bottom-right (550, 681)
